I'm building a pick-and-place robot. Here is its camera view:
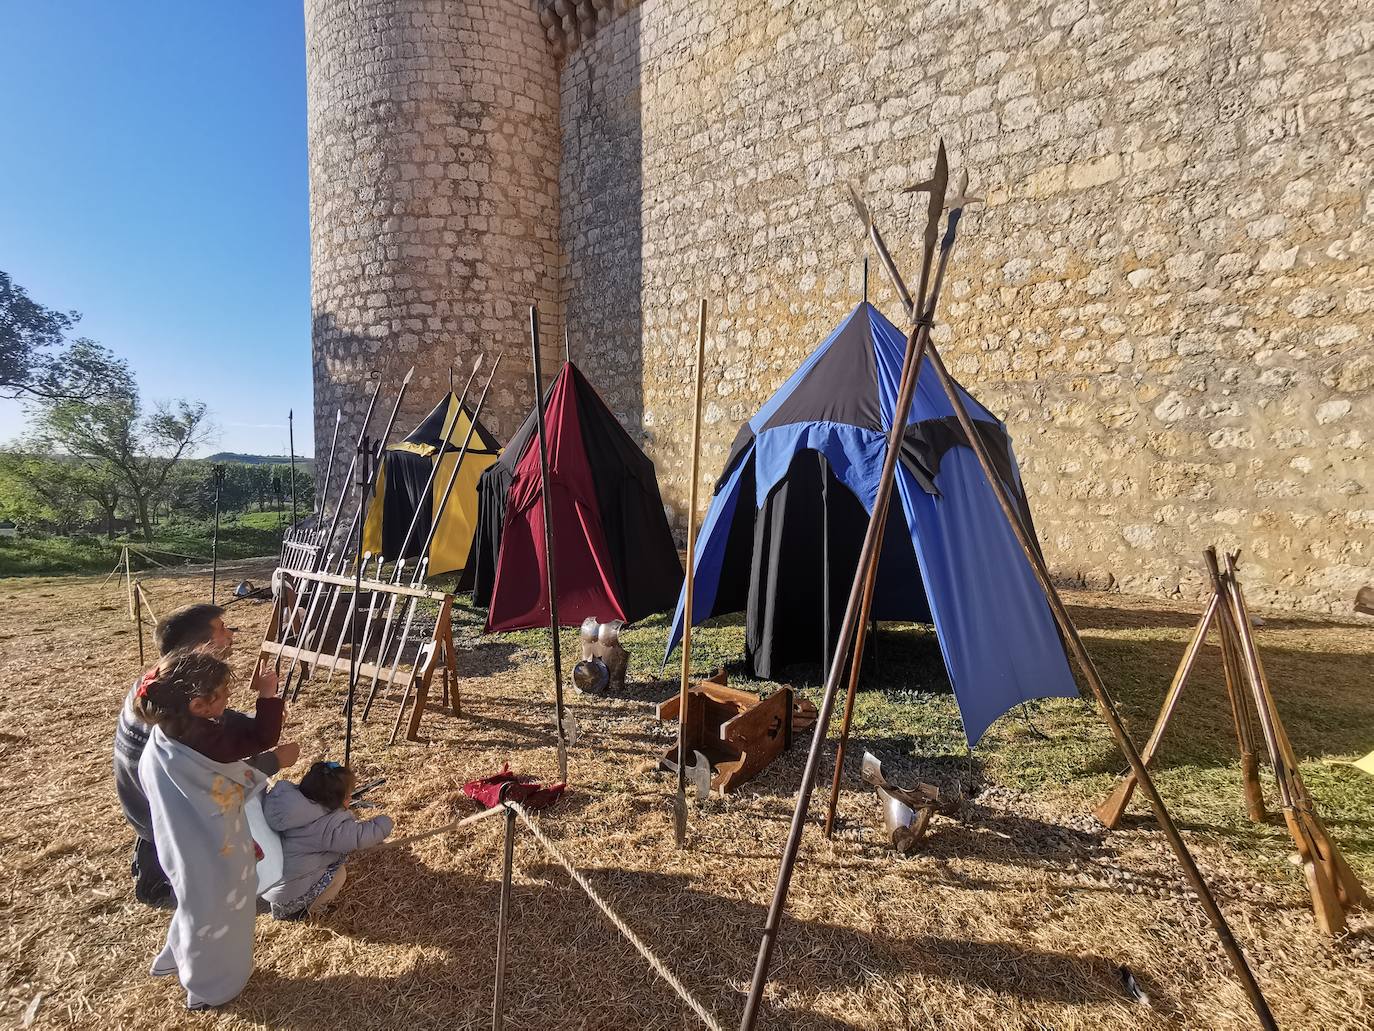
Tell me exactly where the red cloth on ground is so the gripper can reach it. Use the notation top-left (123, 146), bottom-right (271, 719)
top-left (462, 764), bottom-right (565, 810)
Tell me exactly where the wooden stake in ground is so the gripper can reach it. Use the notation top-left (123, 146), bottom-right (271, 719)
top-left (673, 298), bottom-right (708, 847)
top-left (529, 306), bottom-right (569, 782)
top-left (210, 464), bottom-right (226, 605)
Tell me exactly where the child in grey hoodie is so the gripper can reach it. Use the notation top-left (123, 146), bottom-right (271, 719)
top-left (261, 761), bottom-right (393, 920)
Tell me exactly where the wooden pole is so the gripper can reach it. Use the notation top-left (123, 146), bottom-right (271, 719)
top-left (1094, 593), bottom-right (1219, 828)
top-left (530, 306), bottom-right (569, 782)
top-left (743, 150), bottom-right (953, 1031)
top-left (923, 347), bottom-right (1276, 1029)
top-left (134, 580), bottom-right (145, 667)
top-left (492, 804), bottom-right (517, 1031)
top-left (1217, 595), bottom-right (1266, 822)
top-left (740, 313), bottom-right (932, 1031)
top-left (822, 354), bottom-right (914, 838)
top-left (674, 299), bottom-right (708, 847)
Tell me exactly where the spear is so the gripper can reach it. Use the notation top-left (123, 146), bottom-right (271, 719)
top-left (739, 143), bottom-right (952, 1031)
top-left (317, 410), bottom-right (343, 522)
top-left (281, 367), bottom-right (414, 693)
top-left (272, 379), bottom-right (383, 676)
top-left (673, 299), bottom-right (707, 847)
top-left (380, 354), bottom-right (505, 733)
top-left (528, 307), bottom-right (569, 781)
top-left (288, 409), bottom-right (298, 527)
top-left (345, 355), bottom-right (483, 698)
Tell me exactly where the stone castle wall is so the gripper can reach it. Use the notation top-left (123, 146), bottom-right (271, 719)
top-left (308, 0), bottom-right (1371, 612)
top-left (558, 0), bottom-right (1372, 613)
top-left (306, 0), bottom-right (563, 477)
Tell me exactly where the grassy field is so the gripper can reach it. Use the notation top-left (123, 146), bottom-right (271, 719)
top-left (2, 565), bottom-right (1371, 1029)
top-left (0, 511), bottom-right (287, 577)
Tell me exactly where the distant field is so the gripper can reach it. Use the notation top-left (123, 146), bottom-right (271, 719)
top-left (0, 513), bottom-right (288, 577)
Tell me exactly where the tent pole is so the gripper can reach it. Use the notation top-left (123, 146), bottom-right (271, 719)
top-left (530, 306), bottom-right (569, 782)
top-left (923, 341), bottom-right (1276, 1029)
top-left (674, 299), bottom-right (708, 847)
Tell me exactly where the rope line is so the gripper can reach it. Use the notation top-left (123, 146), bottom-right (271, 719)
top-left (508, 802), bottom-right (726, 1031)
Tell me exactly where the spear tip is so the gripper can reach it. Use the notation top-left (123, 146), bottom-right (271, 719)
top-left (844, 181), bottom-right (871, 228)
top-left (401, 366), bottom-right (416, 385)
top-left (335, 410), bottom-right (343, 423)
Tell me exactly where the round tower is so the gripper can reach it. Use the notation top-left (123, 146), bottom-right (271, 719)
top-left (305, 0), bottom-right (561, 477)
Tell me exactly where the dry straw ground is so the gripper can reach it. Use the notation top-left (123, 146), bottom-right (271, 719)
top-left (2, 561), bottom-right (1372, 1029)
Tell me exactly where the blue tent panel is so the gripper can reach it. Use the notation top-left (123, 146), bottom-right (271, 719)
top-left (895, 450), bottom-right (1078, 744)
top-left (665, 444), bottom-right (752, 660)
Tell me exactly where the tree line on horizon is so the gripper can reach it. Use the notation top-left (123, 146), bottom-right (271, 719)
top-left (0, 269), bottom-right (311, 543)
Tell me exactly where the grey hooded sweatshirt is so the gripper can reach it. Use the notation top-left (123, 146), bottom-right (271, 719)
top-left (260, 780), bottom-right (393, 906)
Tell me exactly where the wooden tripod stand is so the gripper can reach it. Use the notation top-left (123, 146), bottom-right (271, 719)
top-left (1096, 547), bottom-right (1367, 934)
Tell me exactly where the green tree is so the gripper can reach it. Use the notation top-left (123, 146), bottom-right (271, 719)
top-left (0, 270), bottom-right (104, 400)
top-left (26, 341), bottom-right (212, 542)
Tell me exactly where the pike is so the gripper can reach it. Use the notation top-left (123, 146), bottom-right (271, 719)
top-left (380, 353), bottom-right (505, 736)
top-left (272, 379), bottom-right (383, 679)
top-left (288, 409), bottom-right (298, 527)
top-left (739, 142), bottom-right (954, 1031)
top-left (322, 553), bottom-right (384, 701)
top-left (758, 148), bottom-right (1276, 1030)
top-left (352, 356), bottom-right (482, 707)
top-left (281, 368), bottom-right (414, 694)
top-left (673, 299), bottom-right (707, 847)
top-left (317, 409), bottom-right (344, 521)
top-left (528, 306), bottom-right (569, 781)
top-left (824, 154), bottom-right (956, 836)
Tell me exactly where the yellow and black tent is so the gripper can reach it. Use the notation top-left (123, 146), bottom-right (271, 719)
top-left (363, 392), bottom-right (502, 576)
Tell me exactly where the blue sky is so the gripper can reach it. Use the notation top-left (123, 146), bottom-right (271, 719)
top-left (0, 2), bottom-right (314, 456)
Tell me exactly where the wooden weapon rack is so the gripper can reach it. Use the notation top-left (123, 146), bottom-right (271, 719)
top-left (1096, 547), bottom-right (1367, 934)
top-left (261, 567), bottom-right (458, 743)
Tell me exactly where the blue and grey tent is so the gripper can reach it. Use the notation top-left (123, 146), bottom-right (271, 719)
top-left (664, 302), bottom-right (1078, 744)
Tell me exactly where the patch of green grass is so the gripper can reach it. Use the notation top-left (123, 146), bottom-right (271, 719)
top-left (461, 591), bottom-right (1374, 888)
top-left (0, 516), bottom-right (285, 578)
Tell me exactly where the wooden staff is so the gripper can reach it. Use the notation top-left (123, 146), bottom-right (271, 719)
top-left (674, 299), bottom-right (707, 847)
top-left (344, 435), bottom-right (370, 769)
top-left (530, 306), bottom-right (569, 782)
top-left (822, 359), bottom-right (915, 837)
top-left (822, 168), bottom-right (943, 837)
top-left (1094, 592), bottom-right (1219, 828)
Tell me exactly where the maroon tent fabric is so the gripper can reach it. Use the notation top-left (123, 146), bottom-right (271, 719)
top-left (486, 365), bottom-right (625, 631)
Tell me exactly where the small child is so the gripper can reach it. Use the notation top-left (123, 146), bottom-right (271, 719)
top-left (134, 650), bottom-right (270, 1010)
top-left (261, 761), bottom-right (393, 920)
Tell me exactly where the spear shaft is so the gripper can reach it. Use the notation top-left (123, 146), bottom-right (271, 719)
top-left (529, 307), bottom-right (568, 781)
top-left (378, 354), bottom-right (504, 727)
top-left (673, 300), bottom-right (707, 847)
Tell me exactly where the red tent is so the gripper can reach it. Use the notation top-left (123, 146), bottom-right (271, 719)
top-left (480, 362), bottom-right (682, 632)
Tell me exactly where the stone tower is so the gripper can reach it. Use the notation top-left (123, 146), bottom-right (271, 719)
top-left (305, 0), bottom-right (561, 476)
